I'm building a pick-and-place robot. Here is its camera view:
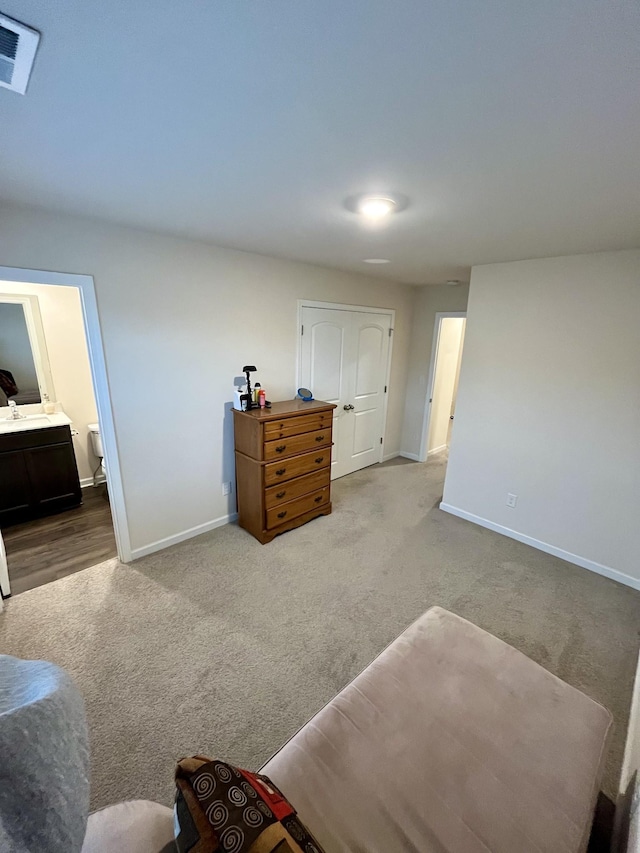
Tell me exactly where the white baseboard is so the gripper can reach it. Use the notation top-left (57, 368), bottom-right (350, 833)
top-left (382, 451), bottom-right (400, 462)
top-left (130, 512), bottom-right (238, 561)
top-left (439, 503), bottom-right (640, 592)
top-left (399, 451), bottom-right (420, 461)
top-left (80, 476), bottom-right (106, 488)
top-left (428, 444), bottom-right (448, 456)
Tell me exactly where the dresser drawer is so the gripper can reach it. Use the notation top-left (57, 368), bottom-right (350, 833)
top-left (264, 467), bottom-right (331, 510)
top-left (264, 447), bottom-right (331, 486)
top-left (264, 427), bottom-right (331, 461)
top-left (266, 486), bottom-right (330, 530)
top-left (264, 411), bottom-right (332, 440)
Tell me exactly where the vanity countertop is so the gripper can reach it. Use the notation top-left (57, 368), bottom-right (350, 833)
top-left (0, 412), bottom-right (72, 436)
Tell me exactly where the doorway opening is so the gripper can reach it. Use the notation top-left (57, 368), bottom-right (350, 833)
top-left (419, 312), bottom-right (467, 465)
top-left (0, 266), bottom-right (129, 600)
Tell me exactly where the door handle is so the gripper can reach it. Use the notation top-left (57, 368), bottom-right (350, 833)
top-left (315, 435), bottom-right (325, 441)
top-left (275, 445), bottom-right (286, 453)
top-left (343, 404), bottom-right (354, 411)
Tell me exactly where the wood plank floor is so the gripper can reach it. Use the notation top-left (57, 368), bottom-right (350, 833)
top-left (2, 486), bottom-right (117, 596)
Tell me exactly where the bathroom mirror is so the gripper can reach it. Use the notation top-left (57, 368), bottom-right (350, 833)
top-left (0, 294), bottom-right (55, 409)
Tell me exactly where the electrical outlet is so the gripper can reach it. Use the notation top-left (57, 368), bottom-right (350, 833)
top-left (222, 482), bottom-right (232, 496)
top-left (506, 493), bottom-right (518, 508)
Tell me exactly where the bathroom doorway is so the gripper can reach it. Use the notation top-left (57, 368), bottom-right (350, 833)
top-left (418, 312), bottom-right (467, 465)
top-left (0, 266), bottom-right (129, 598)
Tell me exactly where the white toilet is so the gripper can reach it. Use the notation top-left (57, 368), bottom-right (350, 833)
top-left (88, 423), bottom-right (106, 481)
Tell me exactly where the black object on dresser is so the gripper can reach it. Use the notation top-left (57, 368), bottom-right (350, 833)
top-left (0, 425), bottom-right (82, 527)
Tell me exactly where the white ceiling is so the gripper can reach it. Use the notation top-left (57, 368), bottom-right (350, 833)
top-left (0, 1), bottom-right (638, 285)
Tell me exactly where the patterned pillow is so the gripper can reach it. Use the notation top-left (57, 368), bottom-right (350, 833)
top-left (174, 755), bottom-right (325, 853)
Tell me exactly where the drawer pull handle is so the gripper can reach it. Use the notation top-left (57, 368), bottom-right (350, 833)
top-left (314, 495), bottom-right (323, 503)
top-left (315, 435), bottom-right (325, 442)
top-left (315, 457), bottom-right (324, 464)
top-left (275, 445), bottom-right (286, 453)
top-left (276, 468), bottom-right (286, 476)
top-left (277, 511), bottom-right (287, 519)
top-left (276, 491), bottom-right (286, 499)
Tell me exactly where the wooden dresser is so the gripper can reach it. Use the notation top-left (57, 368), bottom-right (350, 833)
top-left (233, 399), bottom-right (336, 543)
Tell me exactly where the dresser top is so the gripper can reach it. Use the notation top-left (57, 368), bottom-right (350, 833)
top-left (233, 399), bottom-right (336, 422)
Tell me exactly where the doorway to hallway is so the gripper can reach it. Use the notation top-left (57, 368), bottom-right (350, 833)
top-left (419, 312), bottom-right (467, 464)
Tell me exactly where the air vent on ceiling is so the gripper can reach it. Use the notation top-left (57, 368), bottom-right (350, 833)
top-left (0, 12), bottom-right (40, 94)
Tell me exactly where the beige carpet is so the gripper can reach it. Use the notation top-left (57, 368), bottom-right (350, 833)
top-left (1, 454), bottom-right (639, 809)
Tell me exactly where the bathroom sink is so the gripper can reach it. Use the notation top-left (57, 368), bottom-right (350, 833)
top-left (0, 413), bottom-right (72, 435)
top-left (0, 415), bottom-right (53, 432)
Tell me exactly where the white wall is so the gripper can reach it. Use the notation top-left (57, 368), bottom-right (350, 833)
top-left (428, 317), bottom-right (465, 453)
top-left (0, 302), bottom-right (39, 394)
top-left (401, 284), bottom-right (470, 459)
top-left (0, 281), bottom-right (99, 484)
top-left (442, 249), bottom-right (640, 587)
top-left (0, 203), bottom-right (413, 557)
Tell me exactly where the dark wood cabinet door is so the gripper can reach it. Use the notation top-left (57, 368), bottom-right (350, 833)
top-left (23, 442), bottom-right (82, 512)
top-left (0, 426), bottom-right (82, 526)
top-left (0, 450), bottom-right (32, 524)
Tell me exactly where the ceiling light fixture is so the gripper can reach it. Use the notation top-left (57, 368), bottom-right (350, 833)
top-left (358, 196), bottom-right (397, 220)
top-left (363, 258), bottom-right (391, 264)
top-left (344, 192), bottom-right (409, 219)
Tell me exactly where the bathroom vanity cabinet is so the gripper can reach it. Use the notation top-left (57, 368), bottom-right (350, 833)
top-left (0, 425), bottom-right (82, 527)
top-left (233, 399), bottom-right (336, 543)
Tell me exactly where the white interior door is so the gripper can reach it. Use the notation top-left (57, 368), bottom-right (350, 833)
top-left (446, 321), bottom-right (466, 445)
top-left (300, 306), bottom-right (391, 479)
top-left (299, 308), bottom-right (345, 477)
